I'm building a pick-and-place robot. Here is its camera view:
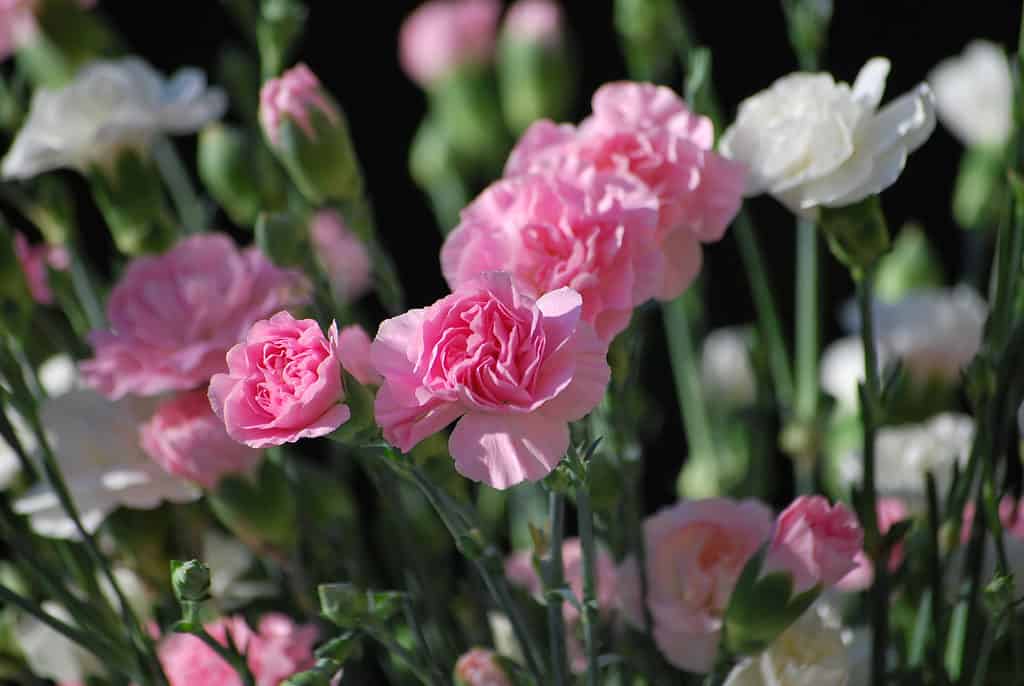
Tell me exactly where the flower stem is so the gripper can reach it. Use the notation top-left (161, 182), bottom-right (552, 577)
top-left (195, 628), bottom-right (256, 686)
top-left (546, 491), bottom-right (569, 686)
top-left (576, 484), bottom-right (600, 686)
top-left (152, 137), bottom-right (208, 234)
top-left (793, 218), bottom-right (820, 490)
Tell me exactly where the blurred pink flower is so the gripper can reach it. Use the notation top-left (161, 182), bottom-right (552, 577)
top-left (399, 0), bottom-right (501, 87)
top-left (209, 311), bottom-right (350, 448)
top-left (13, 231), bottom-right (68, 305)
top-left (506, 82), bottom-right (746, 301)
top-left (442, 170), bottom-right (662, 340)
top-left (454, 648), bottom-right (512, 686)
top-left (140, 389), bottom-right (262, 489)
top-left (836, 497), bottom-right (909, 592)
top-left (961, 496), bottom-right (1024, 543)
top-left (310, 210), bottom-right (372, 304)
top-left (259, 63), bottom-right (339, 146)
top-left (0, 0), bottom-right (38, 62)
top-left (157, 614), bottom-right (317, 686)
top-left (624, 498), bottom-right (774, 673)
top-left (372, 272), bottom-right (610, 489)
top-left (503, 0), bottom-right (563, 45)
top-left (80, 234), bottom-right (310, 400)
top-left (765, 495), bottom-right (864, 594)
top-left (337, 324), bottom-right (382, 386)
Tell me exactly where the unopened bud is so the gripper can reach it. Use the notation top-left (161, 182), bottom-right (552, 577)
top-left (171, 559), bottom-right (211, 604)
top-left (88, 149), bottom-right (176, 254)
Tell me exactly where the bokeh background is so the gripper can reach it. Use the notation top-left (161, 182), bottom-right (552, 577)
top-left (41, 0), bottom-right (1024, 507)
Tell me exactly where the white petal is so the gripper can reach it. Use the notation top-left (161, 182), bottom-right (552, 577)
top-left (852, 57), bottom-right (891, 109)
top-left (930, 40), bottom-right (1014, 147)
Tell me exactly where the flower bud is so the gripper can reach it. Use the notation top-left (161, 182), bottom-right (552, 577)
top-left (399, 0), bottom-right (501, 89)
top-left (953, 146), bottom-right (1006, 230)
top-left (614, 0), bottom-right (685, 83)
top-left (260, 64), bottom-right (361, 205)
top-left (498, 0), bottom-right (574, 134)
top-left (171, 559), bottom-right (212, 604)
top-left (409, 117), bottom-right (470, 231)
top-left (198, 123), bottom-right (285, 226)
top-left (454, 648), bottom-right (513, 686)
top-left (818, 196), bottom-right (890, 274)
top-left (431, 67), bottom-right (509, 174)
top-left (255, 211), bottom-right (308, 268)
top-left (257, 0), bottom-right (308, 78)
top-left (319, 583), bottom-right (404, 629)
top-left (87, 148), bottom-right (177, 255)
top-left (873, 224), bottom-right (944, 302)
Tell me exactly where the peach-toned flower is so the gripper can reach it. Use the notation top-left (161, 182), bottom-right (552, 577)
top-left (140, 389), bottom-right (262, 489)
top-left (80, 234), bottom-right (309, 400)
top-left (13, 231), bottom-right (68, 305)
top-left (209, 312), bottom-right (350, 448)
top-left (372, 272), bottom-right (610, 489)
top-left (399, 0), bottom-right (501, 87)
top-left (765, 496), bottom-right (863, 594)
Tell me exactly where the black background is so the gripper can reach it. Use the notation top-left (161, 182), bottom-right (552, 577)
top-left (87, 1), bottom-right (1023, 505)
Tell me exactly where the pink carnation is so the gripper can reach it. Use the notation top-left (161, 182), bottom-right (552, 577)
top-left (13, 231), bottom-right (68, 305)
top-left (399, 0), bottom-right (501, 87)
top-left (259, 63), bottom-right (340, 146)
top-left (766, 495), bottom-right (864, 594)
top-left (503, 0), bottom-right (563, 45)
top-left (0, 0), bottom-right (37, 62)
top-left (140, 389), bottom-right (262, 489)
top-left (157, 613), bottom-right (317, 686)
top-left (505, 82), bottom-right (747, 301)
top-left (80, 234), bottom-right (310, 400)
top-left (209, 311), bottom-right (351, 448)
top-left (310, 210), bottom-right (372, 304)
top-left (372, 272), bottom-right (610, 489)
top-left (337, 324), bottom-right (382, 386)
top-left (454, 648), bottom-right (512, 686)
top-left (442, 171), bottom-right (662, 340)
top-left (837, 497), bottom-right (909, 592)
top-left (628, 498), bottom-right (774, 673)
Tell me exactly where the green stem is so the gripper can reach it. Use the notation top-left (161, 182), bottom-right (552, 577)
top-left (546, 491), bottom-right (568, 686)
top-left (152, 137), bottom-right (208, 234)
top-left (662, 293), bottom-right (716, 465)
top-left (363, 625), bottom-right (438, 686)
top-left (576, 486), bottom-right (600, 686)
top-left (66, 241), bottom-right (106, 330)
top-left (195, 628), bottom-right (256, 686)
top-left (794, 219), bottom-right (819, 422)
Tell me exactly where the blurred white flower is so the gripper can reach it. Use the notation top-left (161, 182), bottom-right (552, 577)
top-left (203, 529), bottom-right (275, 608)
top-left (720, 57), bottom-right (935, 214)
top-left (930, 41), bottom-right (1013, 148)
top-left (701, 327), bottom-right (757, 408)
top-left (723, 603), bottom-right (848, 686)
top-left (12, 388), bottom-right (199, 539)
top-left (820, 337), bottom-right (866, 411)
top-left (2, 56), bottom-right (226, 180)
top-left (17, 601), bottom-right (102, 684)
top-left (837, 413), bottom-right (974, 509)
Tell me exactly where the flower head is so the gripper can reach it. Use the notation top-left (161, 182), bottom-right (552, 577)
top-left (140, 389), bottom-right (262, 489)
top-left (80, 234), bottom-right (310, 400)
top-left (399, 0), bottom-right (502, 87)
top-left (13, 231), bottom-right (69, 305)
top-left (2, 57), bottom-right (226, 180)
top-left (719, 58), bottom-right (935, 214)
top-left (372, 272), bottom-right (610, 489)
top-left (503, 0), bottom-right (563, 46)
top-left (310, 210), bottom-right (372, 304)
top-left (837, 498), bottom-right (910, 591)
top-left (337, 324), bottom-right (382, 387)
top-left (930, 41), bottom-right (1013, 148)
top-left (259, 63), bottom-right (340, 146)
top-left (765, 496), bottom-right (863, 594)
top-left (0, 0), bottom-right (38, 63)
top-left (209, 311), bottom-right (351, 448)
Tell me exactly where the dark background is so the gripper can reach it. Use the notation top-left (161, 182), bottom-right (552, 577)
top-left (96, 0), bottom-right (1019, 506)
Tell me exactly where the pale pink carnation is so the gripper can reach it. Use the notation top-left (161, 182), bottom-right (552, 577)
top-left (259, 63), bottom-right (340, 146)
top-left (209, 311), bottom-right (351, 448)
top-left (157, 613), bottom-right (317, 686)
top-left (766, 496), bottom-right (864, 594)
top-left (13, 231), bottom-right (69, 305)
top-left (625, 498), bottom-right (774, 673)
top-left (80, 234), bottom-right (310, 400)
top-left (442, 170), bottom-right (662, 340)
top-left (399, 0), bottom-right (501, 87)
top-left (0, 0), bottom-right (37, 62)
top-left (140, 389), bottom-right (262, 489)
top-left (372, 272), bottom-right (610, 489)
top-left (837, 497), bottom-right (909, 592)
top-left (503, 0), bottom-right (563, 45)
top-left (505, 82), bottom-right (747, 301)
top-left (454, 648), bottom-right (511, 686)
top-left (310, 210), bottom-right (372, 303)
top-left (337, 324), bottom-right (382, 386)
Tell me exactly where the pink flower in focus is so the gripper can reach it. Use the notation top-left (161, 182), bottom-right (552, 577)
top-left (454, 648), bottom-right (512, 686)
top-left (503, 0), bottom-right (563, 45)
top-left (13, 232), bottom-right (69, 305)
top-left (631, 498), bottom-right (774, 673)
top-left (80, 234), bottom-right (310, 400)
top-left (209, 312), bottom-right (351, 448)
top-left (372, 272), bottom-right (610, 489)
top-left (0, 0), bottom-right (38, 62)
top-left (337, 324), bottom-right (382, 386)
top-left (505, 82), bottom-right (747, 301)
top-left (140, 389), bottom-right (262, 489)
top-left (158, 613), bottom-right (317, 686)
top-left (837, 497), bottom-right (909, 592)
top-left (442, 171), bottom-right (662, 340)
top-left (399, 0), bottom-right (501, 87)
top-left (259, 63), bottom-right (340, 146)
top-left (310, 210), bottom-right (372, 304)
top-left (766, 495), bottom-right (864, 594)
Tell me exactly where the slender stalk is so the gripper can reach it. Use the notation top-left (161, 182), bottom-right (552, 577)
top-left (576, 486), bottom-right (600, 686)
top-left (66, 242), bottom-right (106, 330)
top-left (152, 137), bottom-right (208, 233)
top-left (195, 629), bottom-right (255, 686)
top-left (792, 219), bottom-right (820, 491)
top-left (363, 625), bottom-right (439, 686)
top-left (403, 597), bottom-right (446, 686)
top-left (546, 491), bottom-right (568, 686)
top-left (662, 293), bottom-right (716, 462)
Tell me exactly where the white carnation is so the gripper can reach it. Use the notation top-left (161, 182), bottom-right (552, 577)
top-left (701, 327), bottom-right (757, 408)
top-left (930, 41), bottom-right (1013, 148)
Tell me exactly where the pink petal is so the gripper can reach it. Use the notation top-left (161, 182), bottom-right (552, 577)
top-left (448, 412), bottom-right (569, 489)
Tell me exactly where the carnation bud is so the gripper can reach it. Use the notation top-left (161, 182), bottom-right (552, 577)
top-left (255, 211), bottom-right (308, 268)
top-left (409, 118), bottom-right (470, 231)
top-left (199, 123), bottom-right (286, 226)
top-left (954, 147), bottom-right (1006, 230)
top-left (260, 64), bottom-right (362, 205)
top-left (873, 224), bottom-right (944, 302)
top-left (498, 0), bottom-right (574, 134)
top-left (819, 196), bottom-right (891, 275)
top-left (87, 149), bottom-right (177, 255)
top-left (171, 559), bottom-right (212, 604)
top-left (614, 0), bottom-right (686, 83)
top-left (432, 67), bottom-right (509, 174)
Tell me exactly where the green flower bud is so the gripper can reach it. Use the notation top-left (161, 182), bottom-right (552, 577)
top-left (614, 0), bottom-right (686, 83)
top-left (171, 559), bottom-right (211, 604)
top-left (953, 146), bottom-right (1006, 230)
top-left (88, 149), bottom-right (177, 255)
top-left (874, 224), bottom-right (945, 301)
top-left (431, 66), bottom-right (510, 175)
top-left (199, 124), bottom-right (285, 226)
top-left (819, 196), bottom-right (891, 274)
